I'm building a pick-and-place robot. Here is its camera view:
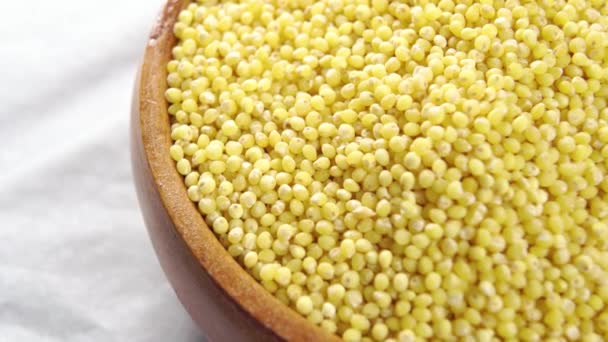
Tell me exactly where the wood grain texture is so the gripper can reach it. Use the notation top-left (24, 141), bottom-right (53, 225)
top-left (130, 1), bottom-right (341, 341)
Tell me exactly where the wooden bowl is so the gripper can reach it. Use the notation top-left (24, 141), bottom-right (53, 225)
top-left (130, 1), bottom-right (340, 341)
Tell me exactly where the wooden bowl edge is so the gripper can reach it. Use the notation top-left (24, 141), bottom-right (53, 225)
top-left (131, 1), bottom-right (340, 341)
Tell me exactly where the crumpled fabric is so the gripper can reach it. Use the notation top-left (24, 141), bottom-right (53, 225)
top-left (0, 1), bottom-right (205, 341)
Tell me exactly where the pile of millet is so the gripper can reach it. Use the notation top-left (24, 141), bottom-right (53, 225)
top-left (165, 0), bottom-right (608, 340)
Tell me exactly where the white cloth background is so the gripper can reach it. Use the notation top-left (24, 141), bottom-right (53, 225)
top-left (0, 1), bottom-right (205, 341)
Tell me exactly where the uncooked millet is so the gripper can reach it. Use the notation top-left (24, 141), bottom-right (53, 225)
top-left (167, 0), bottom-right (608, 340)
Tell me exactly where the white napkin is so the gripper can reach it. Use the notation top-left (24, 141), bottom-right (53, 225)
top-left (0, 1), bottom-right (205, 341)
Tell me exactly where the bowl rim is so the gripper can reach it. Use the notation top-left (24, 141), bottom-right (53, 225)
top-left (135, 0), bottom-right (340, 341)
